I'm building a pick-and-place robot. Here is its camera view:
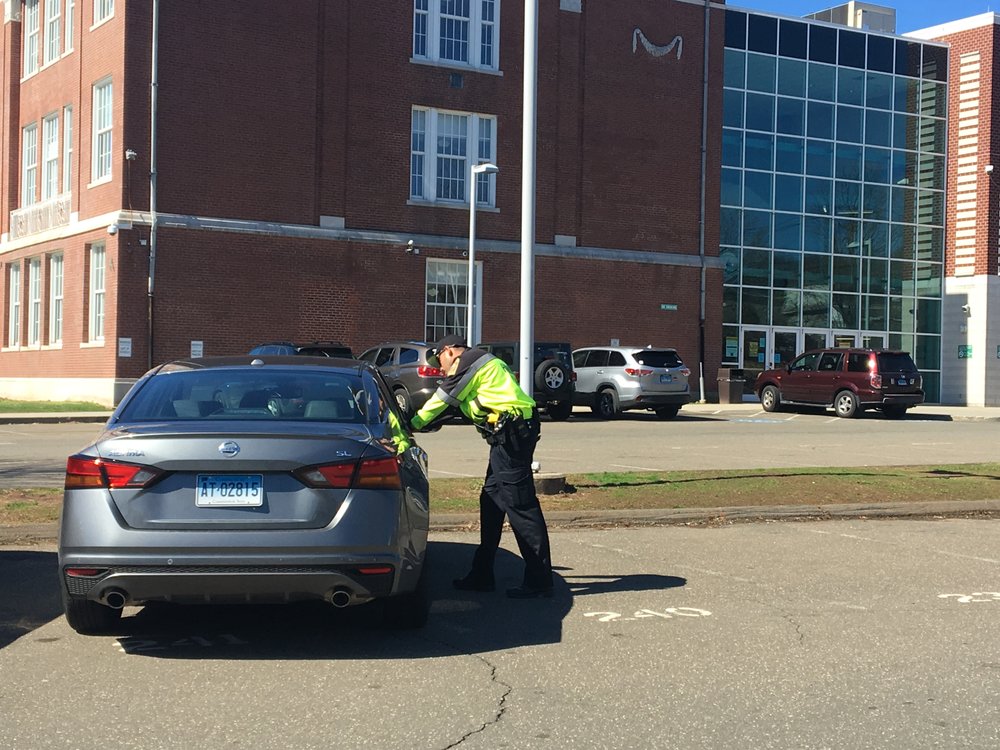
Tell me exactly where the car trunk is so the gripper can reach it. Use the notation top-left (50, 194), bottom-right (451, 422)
top-left (632, 350), bottom-right (687, 394)
top-left (876, 353), bottom-right (922, 395)
top-left (95, 423), bottom-right (378, 531)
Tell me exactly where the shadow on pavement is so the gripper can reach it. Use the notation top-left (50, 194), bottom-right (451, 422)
top-left (0, 548), bottom-right (61, 649)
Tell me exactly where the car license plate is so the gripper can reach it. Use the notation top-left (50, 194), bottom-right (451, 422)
top-left (898, 378), bottom-right (908, 385)
top-left (660, 374), bottom-right (673, 383)
top-left (196, 474), bottom-right (264, 507)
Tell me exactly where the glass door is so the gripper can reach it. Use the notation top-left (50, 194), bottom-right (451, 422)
top-left (742, 329), bottom-right (768, 390)
top-left (772, 329), bottom-right (800, 369)
top-left (804, 331), bottom-right (828, 352)
top-left (832, 332), bottom-right (858, 348)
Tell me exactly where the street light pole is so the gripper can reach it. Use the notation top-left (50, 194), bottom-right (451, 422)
top-left (467, 162), bottom-right (499, 347)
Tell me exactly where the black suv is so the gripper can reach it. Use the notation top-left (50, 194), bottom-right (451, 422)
top-left (249, 341), bottom-right (354, 358)
top-left (476, 341), bottom-right (575, 420)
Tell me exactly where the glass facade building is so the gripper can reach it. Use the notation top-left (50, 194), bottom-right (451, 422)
top-left (720, 10), bottom-right (948, 401)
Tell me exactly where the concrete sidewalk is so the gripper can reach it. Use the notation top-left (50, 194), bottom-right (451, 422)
top-left (1, 401), bottom-right (999, 424)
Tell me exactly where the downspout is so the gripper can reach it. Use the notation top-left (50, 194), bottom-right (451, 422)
top-left (697, 0), bottom-right (711, 402)
top-left (147, 0), bottom-right (159, 369)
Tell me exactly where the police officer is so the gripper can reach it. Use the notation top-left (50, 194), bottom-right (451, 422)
top-left (411, 334), bottom-right (553, 598)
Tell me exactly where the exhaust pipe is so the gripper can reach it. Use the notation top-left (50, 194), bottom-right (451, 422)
top-left (327, 587), bottom-right (352, 608)
top-left (103, 589), bottom-right (128, 610)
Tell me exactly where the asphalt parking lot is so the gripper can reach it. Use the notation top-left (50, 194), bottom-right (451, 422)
top-left (3, 518), bottom-right (1000, 749)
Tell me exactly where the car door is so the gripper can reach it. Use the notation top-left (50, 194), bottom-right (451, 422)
top-left (572, 350), bottom-right (596, 400)
top-left (811, 351), bottom-right (846, 404)
top-left (781, 352), bottom-right (821, 402)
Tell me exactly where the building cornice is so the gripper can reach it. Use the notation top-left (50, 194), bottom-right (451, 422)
top-left (906, 13), bottom-right (1000, 41)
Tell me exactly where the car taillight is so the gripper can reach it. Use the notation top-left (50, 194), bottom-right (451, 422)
top-left (417, 365), bottom-right (444, 377)
top-left (624, 367), bottom-right (653, 377)
top-left (65, 455), bottom-right (162, 489)
top-left (296, 456), bottom-right (402, 490)
top-left (870, 374), bottom-right (882, 389)
top-left (680, 367), bottom-right (691, 377)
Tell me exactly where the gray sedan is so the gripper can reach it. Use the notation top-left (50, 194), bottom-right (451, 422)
top-left (58, 356), bottom-right (430, 634)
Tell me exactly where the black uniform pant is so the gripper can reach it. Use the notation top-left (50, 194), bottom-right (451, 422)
top-left (469, 417), bottom-right (552, 589)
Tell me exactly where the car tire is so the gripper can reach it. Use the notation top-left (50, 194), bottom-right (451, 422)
top-left (62, 591), bottom-right (122, 635)
top-left (534, 359), bottom-right (571, 397)
top-left (382, 560), bottom-right (430, 630)
top-left (834, 390), bottom-right (860, 418)
top-left (882, 404), bottom-right (908, 419)
top-left (760, 385), bottom-right (781, 413)
top-left (655, 405), bottom-right (680, 420)
top-left (594, 388), bottom-right (620, 419)
top-left (394, 387), bottom-right (412, 416)
top-left (546, 401), bottom-right (572, 421)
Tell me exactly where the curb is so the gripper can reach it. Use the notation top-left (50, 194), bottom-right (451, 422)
top-left (6, 499), bottom-right (1000, 546)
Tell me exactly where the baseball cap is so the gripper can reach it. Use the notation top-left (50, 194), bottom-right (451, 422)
top-left (426, 334), bottom-right (467, 369)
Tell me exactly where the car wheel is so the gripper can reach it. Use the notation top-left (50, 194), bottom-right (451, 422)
top-left (760, 385), bottom-right (781, 413)
top-left (546, 401), bottom-right (572, 421)
top-left (595, 388), bottom-right (620, 419)
top-left (534, 360), bottom-right (571, 396)
top-left (882, 404), bottom-right (908, 419)
top-left (382, 560), bottom-right (430, 630)
top-left (834, 390), bottom-right (860, 418)
top-left (62, 591), bottom-right (122, 635)
top-left (655, 405), bottom-right (680, 420)
top-left (394, 387), bottom-right (412, 416)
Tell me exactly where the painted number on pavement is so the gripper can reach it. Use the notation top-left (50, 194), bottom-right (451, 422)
top-left (584, 607), bottom-right (711, 623)
top-left (115, 634), bottom-right (248, 654)
top-left (938, 592), bottom-right (1000, 604)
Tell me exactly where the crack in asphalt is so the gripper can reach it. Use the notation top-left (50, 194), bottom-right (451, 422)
top-left (440, 653), bottom-right (513, 749)
top-left (780, 609), bottom-right (805, 644)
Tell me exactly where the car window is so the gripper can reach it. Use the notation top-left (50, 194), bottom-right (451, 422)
top-left (535, 344), bottom-right (573, 368)
top-left (399, 347), bottom-right (419, 365)
top-left (847, 353), bottom-right (870, 372)
top-left (118, 369), bottom-right (366, 422)
top-left (573, 350), bottom-right (590, 368)
top-left (817, 352), bottom-right (844, 372)
top-left (359, 348), bottom-right (379, 364)
top-left (789, 353), bottom-right (820, 372)
top-left (633, 350), bottom-right (679, 368)
top-left (877, 353), bottom-right (917, 372)
top-left (608, 351), bottom-right (627, 367)
top-left (374, 348), bottom-right (394, 367)
top-left (586, 350), bottom-right (610, 368)
top-left (493, 346), bottom-right (515, 367)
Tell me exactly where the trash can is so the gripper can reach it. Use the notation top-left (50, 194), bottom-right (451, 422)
top-left (717, 368), bottom-right (745, 404)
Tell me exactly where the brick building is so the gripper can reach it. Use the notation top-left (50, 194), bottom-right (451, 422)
top-left (0, 0), bottom-right (726, 406)
top-left (909, 13), bottom-right (1000, 405)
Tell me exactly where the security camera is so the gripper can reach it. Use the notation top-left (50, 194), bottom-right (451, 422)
top-left (124, 149), bottom-right (138, 161)
top-left (107, 224), bottom-right (118, 235)
top-left (986, 165), bottom-right (994, 174)
top-left (961, 303), bottom-right (971, 315)
top-left (405, 239), bottom-right (420, 255)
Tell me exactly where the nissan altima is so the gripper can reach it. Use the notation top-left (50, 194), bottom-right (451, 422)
top-left (58, 356), bottom-right (430, 634)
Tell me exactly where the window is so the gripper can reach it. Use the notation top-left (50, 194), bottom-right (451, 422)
top-left (88, 244), bottom-right (105, 341)
top-left (22, 124), bottom-right (38, 207)
top-left (42, 113), bottom-right (59, 200)
top-left (7, 263), bottom-right (20, 348)
top-left (94, 0), bottom-right (113, 24)
top-left (49, 253), bottom-right (63, 344)
top-left (92, 78), bottom-right (112, 182)
top-left (23, 0), bottom-right (40, 77)
top-left (27, 258), bottom-right (41, 346)
top-left (44, 0), bottom-right (61, 65)
top-left (425, 259), bottom-right (468, 342)
top-left (65, 0), bottom-right (74, 52)
top-left (410, 107), bottom-right (497, 206)
top-left (412, 0), bottom-right (499, 71)
top-left (62, 105), bottom-right (72, 193)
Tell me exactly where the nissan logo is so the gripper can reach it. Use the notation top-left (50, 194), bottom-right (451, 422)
top-left (218, 441), bottom-right (241, 457)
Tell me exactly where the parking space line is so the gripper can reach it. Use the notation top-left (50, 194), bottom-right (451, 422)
top-left (611, 463), bottom-right (663, 472)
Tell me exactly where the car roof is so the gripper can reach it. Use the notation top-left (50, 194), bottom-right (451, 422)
top-left (800, 348), bottom-right (909, 355)
top-left (574, 345), bottom-right (677, 351)
top-left (156, 356), bottom-right (368, 373)
top-left (362, 340), bottom-right (429, 348)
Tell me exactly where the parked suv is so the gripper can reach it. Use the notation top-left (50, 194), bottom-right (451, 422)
top-left (358, 341), bottom-right (443, 414)
top-left (476, 342), bottom-right (575, 420)
top-left (249, 341), bottom-right (354, 358)
top-left (754, 348), bottom-right (924, 419)
top-left (572, 346), bottom-right (691, 419)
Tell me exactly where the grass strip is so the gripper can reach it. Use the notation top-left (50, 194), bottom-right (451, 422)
top-left (4, 463), bottom-right (999, 525)
top-left (0, 398), bottom-right (107, 413)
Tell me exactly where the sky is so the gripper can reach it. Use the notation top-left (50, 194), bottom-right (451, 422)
top-left (729, 1), bottom-right (999, 34)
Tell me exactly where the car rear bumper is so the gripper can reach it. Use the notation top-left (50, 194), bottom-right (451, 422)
top-left (620, 393), bottom-right (690, 409)
top-left (877, 392), bottom-right (924, 407)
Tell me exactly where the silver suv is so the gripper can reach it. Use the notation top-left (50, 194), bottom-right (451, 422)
top-left (572, 346), bottom-right (691, 419)
top-left (358, 341), bottom-right (442, 415)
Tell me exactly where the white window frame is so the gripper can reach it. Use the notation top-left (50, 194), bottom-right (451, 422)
top-left (62, 105), bottom-right (72, 193)
top-left (65, 0), bottom-right (74, 52)
top-left (409, 106), bottom-right (497, 207)
top-left (49, 253), bottom-right (63, 345)
top-left (27, 258), bottom-right (41, 346)
top-left (22, 124), bottom-right (38, 207)
top-left (412, 0), bottom-right (500, 72)
top-left (91, 77), bottom-right (112, 183)
top-left (7, 263), bottom-right (21, 348)
top-left (42, 113), bottom-right (59, 200)
top-left (44, 0), bottom-right (61, 65)
top-left (425, 258), bottom-right (474, 343)
top-left (23, 0), bottom-right (40, 77)
top-left (88, 244), bottom-right (105, 342)
top-left (93, 0), bottom-right (112, 26)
